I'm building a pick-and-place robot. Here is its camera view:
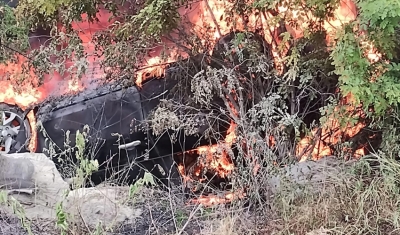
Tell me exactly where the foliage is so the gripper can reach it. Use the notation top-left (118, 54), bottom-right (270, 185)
top-left (0, 4), bottom-right (29, 63)
top-left (15, 0), bottom-right (101, 27)
top-left (55, 200), bottom-right (69, 235)
top-left (72, 127), bottom-right (99, 188)
top-left (128, 172), bottom-right (156, 198)
top-left (118, 0), bottom-right (182, 39)
top-left (331, 0), bottom-right (400, 116)
top-left (39, 121), bottom-right (99, 188)
top-left (357, 0), bottom-right (400, 56)
top-left (29, 30), bottom-right (87, 85)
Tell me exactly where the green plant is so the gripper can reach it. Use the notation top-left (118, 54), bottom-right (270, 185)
top-left (120, 0), bottom-right (181, 39)
top-left (331, 0), bottom-right (400, 116)
top-left (72, 127), bottom-right (99, 189)
top-left (0, 191), bottom-right (33, 235)
top-left (55, 200), bottom-right (69, 235)
top-left (129, 171), bottom-right (156, 199)
top-left (0, 4), bottom-right (29, 63)
top-left (40, 123), bottom-right (99, 188)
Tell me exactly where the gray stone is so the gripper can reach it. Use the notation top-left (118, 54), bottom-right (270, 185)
top-left (0, 153), bottom-right (35, 191)
top-left (65, 186), bottom-right (142, 229)
top-left (266, 156), bottom-right (355, 197)
top-left (0, 153), bottom-right (141, 230)
top-left (0, 153), bottom-right (69, 220)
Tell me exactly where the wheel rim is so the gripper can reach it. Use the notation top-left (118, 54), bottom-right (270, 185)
top-left (0, 110), bottom-right (29, 153)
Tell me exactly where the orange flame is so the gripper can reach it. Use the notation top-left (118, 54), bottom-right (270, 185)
top-left (190, 190), bottom-right (246, 206)
top-left (296, 94), bottom-right (367, 161)
top-left (0, 55), bottom-right (44, 150)
top-left (179, 121), bottom-right (237, 181)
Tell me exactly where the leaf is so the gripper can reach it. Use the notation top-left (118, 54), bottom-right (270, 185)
top-left (143, 172), bottom-right (156, 186)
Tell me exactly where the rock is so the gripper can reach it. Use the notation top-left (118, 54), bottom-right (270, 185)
top-left (0, 153), bottom-right (69, 220)
top-left (0, 153), bottom-right (35, 190)
top-left (0, 153), bottom-right (141, 230)
top-left (64, 186), bottom-right (142, 228)
top-left (267, 156), bottom-right (356, 197)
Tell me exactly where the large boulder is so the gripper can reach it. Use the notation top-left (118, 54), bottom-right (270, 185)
top-left (266, 156), bottom-right (356, 197)
top-left (0, 152), bottom-right (35, 190)
top-left (0, 153), bottom-right (69, 220)
top-left (0, 153), bottom-right (141, 229)
top-left (64, 186), bottom-right (142, 228)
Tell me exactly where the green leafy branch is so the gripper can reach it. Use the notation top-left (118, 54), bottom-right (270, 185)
top-left (0, 4), bottom-right (29, 63)
top-left (117, 0), bottom-right (182, 39)
top-left (331, 0), bottom-right (400, 116)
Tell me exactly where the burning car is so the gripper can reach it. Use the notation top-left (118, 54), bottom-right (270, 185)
top-left (0, 23), bottom-right (276, 189)
top-left (0, 0), bottom-right (382, 194)
top-left (0, 34), bottom-right (253, 189)
top-left (0, 28), bottom-right (366, 190)
top-left (0, 2), bottom-right (274, 189)
top-left (0, 67), bottom-right (234, 188)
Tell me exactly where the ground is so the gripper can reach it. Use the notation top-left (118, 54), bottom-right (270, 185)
top-left (0, 153), bottom-right (234, 235)
top-left (0, 187), bottom-right (205, 235)
top-left (0, 153), bottom-right (340, 235)
top-left (0, 152), bottom-right (398, 235)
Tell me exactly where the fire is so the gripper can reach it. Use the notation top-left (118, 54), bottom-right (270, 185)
top-left (190, 190), bottom-right (246, 206)
top-left (27, 110), bottom-right (37, 151)
top-left (277, 0), bottom-right (357, 39)
top-left (70, 9), bottom-right (113, 84)
top-left (67, 79), bottom-right (84, 92)
top-left (0, 54), bottom-right (45, 150)
top-left (178, 121), bottom-right (237, 182)
top-left (224, 122), bottom-right (237, 144)
top-left (177, 0), bottom-right (371, 206)
top-left (160, 0), bottom-right (368, 206)
top-left (296, 93), bottom-right (367, 161)
top-left (0, 55), bottom-right (44, 108)
top-left (362, 41), bottom-right (383, 63)
top-left (135, 47), bottom-right (181, 86)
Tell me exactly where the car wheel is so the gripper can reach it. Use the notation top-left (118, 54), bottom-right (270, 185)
top-left (0, 103), bottom-right (31, 154)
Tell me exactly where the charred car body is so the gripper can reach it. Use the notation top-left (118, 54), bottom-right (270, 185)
top-left (0, 69), bottom-right (232, 187)
top-left (0, 20), bottom-right (280, 188)
top-left (0, 29), bottom-right (346, 188)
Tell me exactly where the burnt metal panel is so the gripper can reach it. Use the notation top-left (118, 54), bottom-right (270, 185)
top-left (35, 83), bottom-right (145, 185)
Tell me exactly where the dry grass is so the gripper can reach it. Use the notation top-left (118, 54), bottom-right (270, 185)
top-left (174, 154), bottom-right (400, 235)
top-left (1, 122), bottom-right (399, 235)
top-left (2, 152), bottom-right (400, 235)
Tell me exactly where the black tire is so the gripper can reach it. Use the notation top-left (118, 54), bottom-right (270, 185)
top-left (0, 103), bottom-right (32, 154)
